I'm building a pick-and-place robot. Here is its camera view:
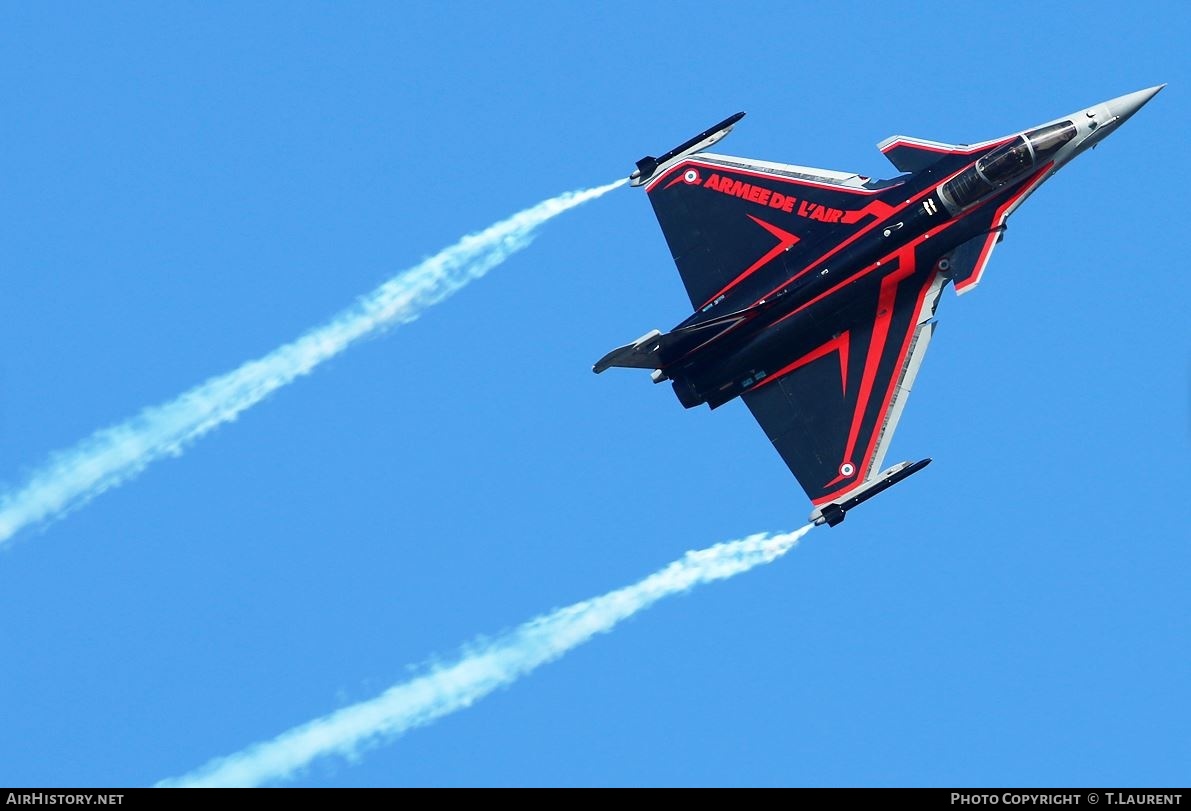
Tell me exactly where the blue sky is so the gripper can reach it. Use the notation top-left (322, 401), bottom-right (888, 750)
top-left (1, 1), bottom-right (1187, 787)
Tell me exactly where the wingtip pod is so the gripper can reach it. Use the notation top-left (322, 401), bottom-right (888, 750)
top-left (629, 111), bottom-right (746, 187)
top-left (810, 458), bottom-right (932, 527)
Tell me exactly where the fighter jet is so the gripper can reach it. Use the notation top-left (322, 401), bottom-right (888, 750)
top-left (595, 87), bottom-right (1163, 527)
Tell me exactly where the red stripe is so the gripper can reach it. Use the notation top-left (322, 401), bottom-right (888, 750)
top-left (771, 211), bottom-right (964, 335)
top-left (820, 468), bottom-right (854, 490)
top-left (840, 249), bottom-right (916, 467)
top-left (749, 331), bottom-right (850, 395)
top-left (853, 271), bottom-right (939, 481)
top-left (697, 215), bottom-right (799, 310)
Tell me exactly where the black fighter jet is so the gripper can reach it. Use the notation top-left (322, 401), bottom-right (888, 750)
top-left (595, 87), bottom-right (1163, 527)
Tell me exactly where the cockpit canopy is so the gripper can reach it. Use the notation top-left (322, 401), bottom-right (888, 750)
top-left (1026, 121), bottom-right (1079, 159)
top-left (940, 121), bottom-right (1077, 211)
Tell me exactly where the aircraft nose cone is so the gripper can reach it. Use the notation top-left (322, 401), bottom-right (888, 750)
top-left (1105, 84), bottom-right (1165, 123)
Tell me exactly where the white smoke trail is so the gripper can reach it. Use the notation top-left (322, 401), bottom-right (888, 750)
top-left (0, 179), bottom-right (625, 547)
top-left (158, 525), bottom-right (813, 788)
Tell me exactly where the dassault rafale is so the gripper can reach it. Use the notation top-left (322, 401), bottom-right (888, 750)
top-left (595, 87), bottom-right (1163, 527)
